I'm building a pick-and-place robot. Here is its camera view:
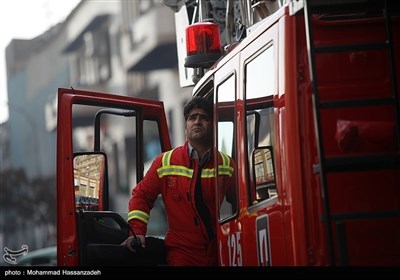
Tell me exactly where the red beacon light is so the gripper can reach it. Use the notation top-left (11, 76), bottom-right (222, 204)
top-left (184, 22), bottom-right (222, 69)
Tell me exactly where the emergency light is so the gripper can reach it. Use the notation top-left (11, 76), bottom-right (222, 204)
top-left (184, 22), bottom-right (222, 69)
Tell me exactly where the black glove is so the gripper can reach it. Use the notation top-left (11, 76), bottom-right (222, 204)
top-left (130, 236), bottom-right (143, 251)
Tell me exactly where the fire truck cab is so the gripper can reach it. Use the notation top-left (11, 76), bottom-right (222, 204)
top-left (57, 0), bottom-right (400, 266)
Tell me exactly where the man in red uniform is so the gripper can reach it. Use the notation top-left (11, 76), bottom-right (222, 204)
top-left (122, 96), bottom-right (235, 266)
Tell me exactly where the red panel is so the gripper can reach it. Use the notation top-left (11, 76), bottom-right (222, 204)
top-left (56, 88), bottom-right (171, 266)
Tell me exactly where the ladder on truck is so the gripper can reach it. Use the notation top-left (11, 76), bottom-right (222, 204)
top-left (304, 0), bottom-right (400, 265)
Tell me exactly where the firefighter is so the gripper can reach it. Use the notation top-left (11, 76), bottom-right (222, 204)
top-left (122, 96), bottom-right (235, 266)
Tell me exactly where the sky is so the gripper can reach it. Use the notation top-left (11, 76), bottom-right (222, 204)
top-left (0, 0), bottom-right (81, 124)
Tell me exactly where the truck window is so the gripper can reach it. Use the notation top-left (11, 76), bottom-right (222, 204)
top-left (216, 74), bottom-right (238, 221)
top-left (72, 104), bottom-right (139, 201)
top-left (71, 104), bottom-right (167, 238)
top-left (245, 44), bottom-right (277, 204)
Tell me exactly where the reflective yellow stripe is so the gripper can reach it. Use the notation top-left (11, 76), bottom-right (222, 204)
top-left (162, 150), bottom-right (173, 167)
top-left (157, 149), bottom-right (233, 178)
top-left (218, 151), bottom-right (234, 177)
top-left (200, 167), bottom-right (233, 178)
top-left (218, 165), bottom-right (234, 176)
top-left (158, 165), bottom-right (193, 178)
top-left (127, 210), bottom-right (149, 224)
top-left (219, 151), bottom-right (229, 166)
top-left (201, 168), bottom-right (215, 178)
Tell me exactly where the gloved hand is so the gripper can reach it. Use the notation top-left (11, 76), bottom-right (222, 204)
top-left (121, 235), bottom-right (146, 253)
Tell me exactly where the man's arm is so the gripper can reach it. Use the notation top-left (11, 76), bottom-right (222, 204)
top-left (128, 153), bottom-right (163, 235)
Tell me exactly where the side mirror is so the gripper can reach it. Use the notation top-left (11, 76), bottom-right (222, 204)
top-left (252, 146), bottom-right (277, 201)
top-left (73, 153), bottom-right (106, 211)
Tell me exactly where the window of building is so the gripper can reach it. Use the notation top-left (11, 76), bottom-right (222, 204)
top-left (71, 27), bottom-right (111, 86)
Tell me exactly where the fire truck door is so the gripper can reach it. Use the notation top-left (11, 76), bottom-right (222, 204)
top-left (56, 88), bottom-right (171, 266)
top-left (213, 52), bottom-right (243, 266)
top-left (214, 20), bottom-right (283, 266)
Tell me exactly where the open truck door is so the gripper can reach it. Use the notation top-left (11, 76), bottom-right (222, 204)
top-left (56, 88), bottom-right (171, 266)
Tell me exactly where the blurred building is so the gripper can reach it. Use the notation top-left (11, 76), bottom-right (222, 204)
top-left (2, 0), bottom-right (192, 252)
top-left (0, 122), bottom-right (9, 170)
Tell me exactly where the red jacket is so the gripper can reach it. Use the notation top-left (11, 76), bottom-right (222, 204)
top-left (128, 140), bottom-right (235, 266)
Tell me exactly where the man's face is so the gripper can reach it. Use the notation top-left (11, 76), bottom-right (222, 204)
top-left (185, 108), bottom-right (212, 145)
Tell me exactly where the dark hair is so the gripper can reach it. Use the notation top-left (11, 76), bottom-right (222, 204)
top-left (183, 97), bottom-right (213, 121)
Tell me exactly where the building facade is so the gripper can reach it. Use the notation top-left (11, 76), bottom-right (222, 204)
top-left (2, 0), bottom-right (192, 253)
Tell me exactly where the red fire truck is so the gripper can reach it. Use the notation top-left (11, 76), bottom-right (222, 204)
top-left (57, 0), bottom-right (400, 266)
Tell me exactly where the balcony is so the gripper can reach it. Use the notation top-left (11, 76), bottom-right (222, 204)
top-left (122, 5), bottom-right (177, 72)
